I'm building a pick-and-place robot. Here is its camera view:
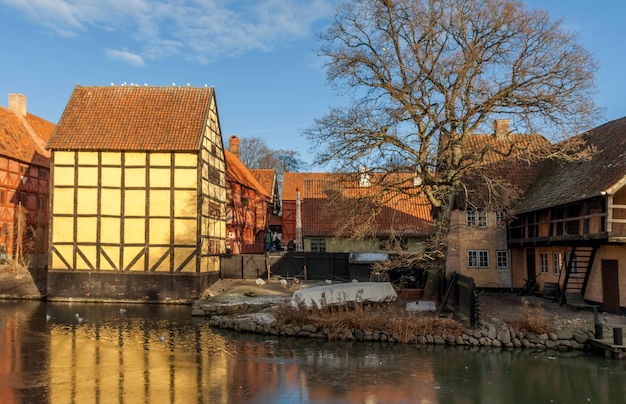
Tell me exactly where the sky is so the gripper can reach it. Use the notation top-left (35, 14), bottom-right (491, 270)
top-left (1, 0), bottom-right (625, 167)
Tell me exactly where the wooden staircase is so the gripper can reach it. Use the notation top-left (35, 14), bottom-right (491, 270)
top-left (558, 245), bottom-right (597, 306)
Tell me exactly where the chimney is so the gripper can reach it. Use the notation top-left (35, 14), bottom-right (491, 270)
top-left (229, 134), bottom-right (241, 158)
top-left (8, 93), bottom-right (27, 117)
top-left (493, 119), bottom-right (510, 140)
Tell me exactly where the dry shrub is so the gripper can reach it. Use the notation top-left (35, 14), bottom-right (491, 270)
top-left (272, 299), bottom-right (464, 344)
top-left (507, 298), bottom-right (553, 334)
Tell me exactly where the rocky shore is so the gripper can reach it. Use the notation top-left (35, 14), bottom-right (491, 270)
top-left (192, 279), bottom-right (624, 353)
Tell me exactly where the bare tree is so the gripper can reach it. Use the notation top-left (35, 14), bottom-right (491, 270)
top-left (305, 0), bottom-right (602, 270)
top-left (239, 136), bottom-right (307, 177)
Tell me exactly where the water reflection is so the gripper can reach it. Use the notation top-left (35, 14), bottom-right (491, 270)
top-left (2, 300), bottom-right (626, 403)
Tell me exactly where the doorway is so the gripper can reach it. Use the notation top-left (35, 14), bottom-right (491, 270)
top-left (601, 259), bottom-right (620, 314)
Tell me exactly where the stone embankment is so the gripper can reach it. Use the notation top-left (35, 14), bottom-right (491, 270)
top-left (191, 297), bottom-right (594, 352)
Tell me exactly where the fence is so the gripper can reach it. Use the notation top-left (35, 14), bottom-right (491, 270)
top-left (220, 252), bottom-right (373, 282)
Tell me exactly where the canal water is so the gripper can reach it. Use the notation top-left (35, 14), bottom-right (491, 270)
top-left (1, 300), bottom-right (625, 404)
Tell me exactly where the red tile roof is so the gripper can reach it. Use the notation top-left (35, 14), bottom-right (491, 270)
top-left (459, 133), bottom-right (551, 207)
top-left (282, 172), bottom-right (333, 200)
top-left (250, 169), bottom-right (277, 199)
top-left (284, 172), bottom-right (433, 237)
top-left (225, 150), bottom-right (270, 199)
top-left (0, 105), bottom-right (53, 167)
top-left (47, 85), bottom-right (217, 151)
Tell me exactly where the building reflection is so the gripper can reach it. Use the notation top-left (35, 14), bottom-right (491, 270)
top-left (0, 301), bottom-right (49, 404)
top-left (42, 302), bottom-right (439, 403)
top-left (7, 301), bottom-right (617, 404)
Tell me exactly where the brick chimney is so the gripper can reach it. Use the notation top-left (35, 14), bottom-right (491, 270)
top-left (229, 134), bottom-right (241, 158)
top-left (493, 119), bottom-right (510, 140)
top-left (8, 93), bottom-right (27, 117)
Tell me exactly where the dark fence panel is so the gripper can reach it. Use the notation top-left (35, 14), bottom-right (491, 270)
top-left (221, 252), bottom-right (371, 281)
top-left (221, 255), bottom-right (243, 278)
top-left (221, 255), bottom-right (267, 279)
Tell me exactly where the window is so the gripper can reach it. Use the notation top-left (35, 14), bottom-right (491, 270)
top-left (496, 250), bottom-right (509, 269)
top-left (0, 189), bottom-right (5, 204)
top-left (310, 238), bottom-right (326, 252)
top-left (468, 250), bottom-right (489, 268)
top-left (553, 252), bottom-right (562, 275)
top-left (540, 252), bottom-right (548, 274)
top-left (208, 201), bottom-right (221, 219)
top-left (466, 210), bottom-right (487, 228)
top-left (495, 211), bottom-right (507, 226)
top-left (566, 251), bottom-right (579, 276)
top-left (466, 210), bottom-right (476, 227)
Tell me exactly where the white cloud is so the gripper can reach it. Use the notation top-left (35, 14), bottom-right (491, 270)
top-left (2, 0), bottom-right (340, 63)
top-left (104, 48), bottom-right (144, 66)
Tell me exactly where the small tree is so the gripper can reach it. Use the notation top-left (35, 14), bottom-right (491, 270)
top-left (306, 0), bottom-right (601, 270)
top-left (239, 136), bottom-right (307, 178)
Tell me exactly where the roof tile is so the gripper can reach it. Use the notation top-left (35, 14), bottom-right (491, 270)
top-left (47, 85), bottom-right (216, 151)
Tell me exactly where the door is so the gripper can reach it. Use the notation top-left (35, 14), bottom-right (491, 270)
top-left (601, 259), bottom-right (620, 314)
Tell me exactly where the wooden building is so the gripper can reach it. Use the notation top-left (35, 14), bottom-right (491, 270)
top-left (46, 85), bottom-right (227, 302)
top-left (508, 117), bottom-right (626, 313)
top-left (0, 93), bottom-right (54, 268)
top-left (281, 172), bottom-right (433, 253)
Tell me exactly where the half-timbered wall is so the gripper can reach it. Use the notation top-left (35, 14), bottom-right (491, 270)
top-left (0, 155), bottom-right (49, 259)
top-left (225, 182), bottom-right (267, 254)
top-left (199, 109), bottom-right (227, 271)
top-left (50, 128), bottom-right (226, 274)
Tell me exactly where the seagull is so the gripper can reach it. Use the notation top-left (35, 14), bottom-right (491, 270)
top-left (120, 308), bottom-right (126, 313)
top-left (46, 314), bottom-right (52, 321)
top-left (158, 335), bottom-right (165, 342)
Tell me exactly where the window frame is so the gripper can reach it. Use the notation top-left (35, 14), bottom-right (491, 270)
top-left (539, 252), bottom-right (548, 274)
top-left (496, 250), bottom-right (509, 269)
top-left (310, 238), bottom-right (327, 253)
top-left (553, 252), bottom-right (562, 275)
top-left (468, 249), bottom-right (489, 268)
top-left (466, 209), bottom-right (488, 228)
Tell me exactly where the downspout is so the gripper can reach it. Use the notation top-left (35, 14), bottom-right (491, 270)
top-left (296, 188), bottom-right (303, 252)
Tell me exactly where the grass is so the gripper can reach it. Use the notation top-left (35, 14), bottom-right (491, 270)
top-left (506, 298), bottom-right (553, 335)
top-left (272, 297), bottom-right (464, 344)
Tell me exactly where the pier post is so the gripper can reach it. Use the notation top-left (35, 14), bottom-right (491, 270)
top-left (613, 328), bottom-right (623, 346)
top-left (593, 307), bottom-right (603, 339)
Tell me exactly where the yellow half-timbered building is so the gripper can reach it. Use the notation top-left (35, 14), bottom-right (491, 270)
top-left (46, 85), bottom-right (227, 301)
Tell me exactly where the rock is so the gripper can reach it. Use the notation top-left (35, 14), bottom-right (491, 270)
top-left (556, 329), bottom-right (574, 340)
top-left (574, 333), bottom-right (588, 344)
top-left (497, 330), bottom-right (511, 345)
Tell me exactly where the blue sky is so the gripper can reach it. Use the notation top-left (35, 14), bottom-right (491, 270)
top-left (1, 0), bottom-right (625, 167)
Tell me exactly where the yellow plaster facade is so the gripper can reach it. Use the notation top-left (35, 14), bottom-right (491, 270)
top-left (50, 128), bottom-right (226, 275)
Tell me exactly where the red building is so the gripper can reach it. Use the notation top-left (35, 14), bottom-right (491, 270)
top-left (225, 136), bottom-right (271, 254)
top-left (0, 94), bottom-right (54, 265)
